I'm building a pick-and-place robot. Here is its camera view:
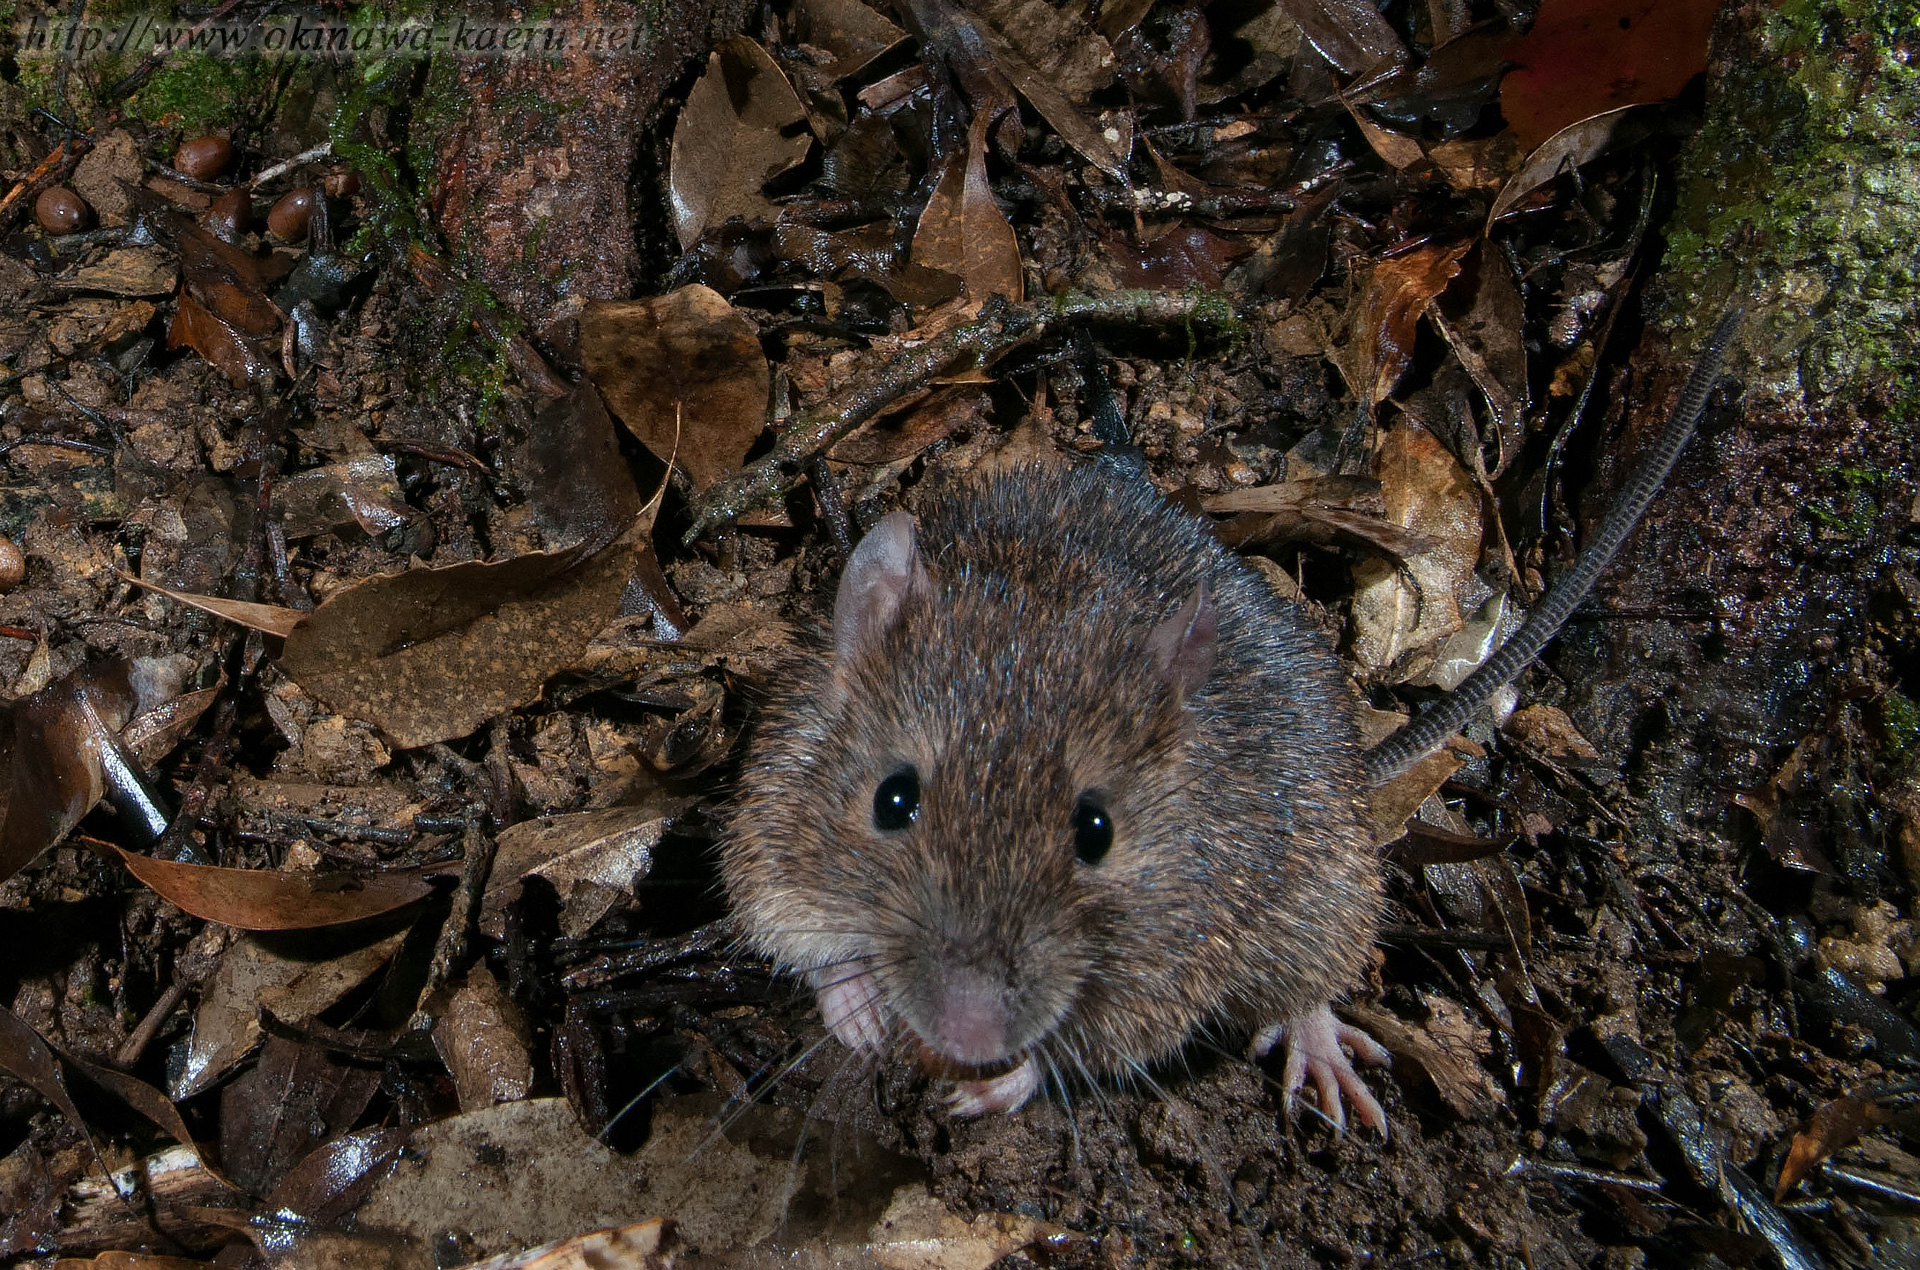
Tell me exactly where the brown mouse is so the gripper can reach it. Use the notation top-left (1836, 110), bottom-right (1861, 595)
top-left (720, 312), bottom-right (1740, 1131)
top-left (723, 462), bottom-right (1391, 1128)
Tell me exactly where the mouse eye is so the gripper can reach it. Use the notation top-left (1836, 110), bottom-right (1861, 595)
top-left (872, 766), bottom-right (921, 831)
top-left (1073, 794), bottom-right (1113, 865)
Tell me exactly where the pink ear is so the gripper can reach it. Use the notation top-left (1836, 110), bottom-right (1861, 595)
top-left (834, 511), bottom-right (927, 664)
top-left (1147, 584), bottom-right (1217, 702)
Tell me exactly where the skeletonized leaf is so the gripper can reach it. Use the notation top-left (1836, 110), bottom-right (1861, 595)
top-left (668, 36), bottom-right (811, 248)
top-left (580, 289), bottom-right (769, 493)
top-left (279, 544), bottom-right (632, 749)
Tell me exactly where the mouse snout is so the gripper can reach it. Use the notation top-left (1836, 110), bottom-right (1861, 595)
top-left (926, 968), bottom-right (1013, 1063)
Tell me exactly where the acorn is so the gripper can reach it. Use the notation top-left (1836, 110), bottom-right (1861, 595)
top-left (174, 135), bottom-right (234, 180)
top-left (267, 186), bottom-right (316, 241)
top-left (34, 186), bottom-right (91, 234)
top-left (324, 169), bottom-right (360, 199)
top-left (205, 186), bottom-right (251, 241)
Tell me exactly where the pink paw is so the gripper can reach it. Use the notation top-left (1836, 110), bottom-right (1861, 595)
top-left (811, 965), bottom-right (888, 1053)
top-left (1251, 1004), bottom-right (1391, 1136)
top-left (945, 1056), bottom-right (1041, 1117)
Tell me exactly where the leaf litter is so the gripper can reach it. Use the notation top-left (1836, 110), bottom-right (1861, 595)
top-left (0, 0), bottom-right (1908, 1266)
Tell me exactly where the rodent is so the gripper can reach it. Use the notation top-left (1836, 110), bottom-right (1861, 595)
top-left (720, 312), bottom-right (1741, 1132)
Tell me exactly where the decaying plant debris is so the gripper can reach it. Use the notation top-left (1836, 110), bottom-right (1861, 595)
top-left (1, 0), bottom-right (1917, 1266)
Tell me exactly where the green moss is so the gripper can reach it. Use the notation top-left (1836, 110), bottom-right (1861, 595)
top-left (1876, 690), bottom-right (1920, 764)
top-left (1805, 463), bottom-right (1888, 538)
top-left (1656, 0), bottom-right (1920, 405)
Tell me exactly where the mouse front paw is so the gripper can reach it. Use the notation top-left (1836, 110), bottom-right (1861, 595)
top-left (811, 964), bottom-right (888, 1053)
top-left (945, 1056), bottom-right (1042, 1117)
top-left (1251, 1004), bottom-right (1392, 1136)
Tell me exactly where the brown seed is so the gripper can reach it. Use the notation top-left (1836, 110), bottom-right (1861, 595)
top-left (267, 186), bottom-right (316, 241)
top-left (0, 535), bottom-right (23, 592)
top-left (205, 186), bottom-right (251, 241)
top-left (174, 135), bottom-right (234, 180)
top-left (324, 168), bottom-right (360, 199)
top-left (34, 186), bottom-right (92, 234)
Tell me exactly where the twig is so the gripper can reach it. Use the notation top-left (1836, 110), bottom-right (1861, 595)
top-left (683, 288), bottom-right (1240, 541)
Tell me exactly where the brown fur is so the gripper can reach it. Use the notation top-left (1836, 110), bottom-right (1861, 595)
top-left (721, 463), bottom-right (1379, 1085)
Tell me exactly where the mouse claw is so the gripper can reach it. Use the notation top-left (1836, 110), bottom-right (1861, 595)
top-left (811, 965), bottom-right (888, 1053)
top-left (1252, 1004), bottom-right (1392, 1138)
top-left (945, 1056), bottom-right (1041, 1117)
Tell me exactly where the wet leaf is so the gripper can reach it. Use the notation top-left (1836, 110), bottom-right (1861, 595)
top-left (54, 1255), bottom-right (213, 1269)
top-left (1350, 421), bottom-right (1484, 676)
top-left (966, 3), bottom-right (1125, 177)
top-left (280, 544), bottom-right (632, 749)
top-left (1333, 243), bottom-right (1471, 409)
top-left (105, 844), bottom-right (434, 931)
top-left (0, 660), bottom-right (137, 884)
top-left (1500, 0), bottom-right (1717, 152)
top-left (912, 114), bottom-right (1023, 305)
top-left (1344, 1003), bottom-right (1498, 1121)
top-left (1274, 0), bottom-right (1407, 77)
top-left (669, 36), bottom-right (812, 249)
top-left (1429, 243), bottom-right (1528, 469)
top-left (581, 288), bottom-right (769, 493)
top-left (166, 293), bottom-right (275, 389)
top-left (220, 1033), bottom-right (384, 1196)
top-left (174, 930), bottom-right (408, 1099)
top-left (277, 455), bottom-right (411, 539)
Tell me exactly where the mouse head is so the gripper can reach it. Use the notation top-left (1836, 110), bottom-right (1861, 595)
top-left (726, 508), bottom-right (1228, 1080)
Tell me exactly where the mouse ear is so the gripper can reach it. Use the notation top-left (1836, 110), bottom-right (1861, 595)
top-left (1148, 583), bottom-right (1217, 702)
top-left (834, 511), bottom-right (929, 663)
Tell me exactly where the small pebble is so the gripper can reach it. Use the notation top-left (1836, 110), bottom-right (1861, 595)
top-left (324, 169), bottom-right (360, 198)
top-left (0, 535), bottom-right (23, 591)
top-left (34, 186), bottom-right (91, 234)
top-left (267, 186), bottom-right (316, 240)
top-left (205, 186), bottom-right (251, 241)
top-left (174, 135), bottom-right (234, 180)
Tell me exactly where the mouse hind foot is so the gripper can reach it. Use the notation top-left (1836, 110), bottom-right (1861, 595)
top-left (1251, 1004), bottom-right (1391, 1137)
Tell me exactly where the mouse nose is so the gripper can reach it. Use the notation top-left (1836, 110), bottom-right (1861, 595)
top-left (928, 971), bottom-right (1012, 1063)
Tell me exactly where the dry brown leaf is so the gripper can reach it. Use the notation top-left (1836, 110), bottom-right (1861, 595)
top-left (1488, 105), bottom-right (1637, 227)
top-left (1503, 703), bottom-right (1602, 761)
top-left (1334, 242), bottom-right (1471, 408)
top-left (1428, 243), bottom-right (1528, 473)
top-left (967, 7), bottom-right (1125, 177)
top-left (580, 289), bottom-right (769, 493)
top-left (480, 805), bottom-right (678, 941)
top-left (433, 968), bottom-right (534, 1112)
top-left (279, 544), bottom-right (632, 749)
top-left (115, 571), bottom-right (305, 638)
top-left (1343, 1003), bottom-right (1498, 1121)
top-left (1500, 0), bottom-right (1716, 152)
top-left (669, 36), bottom-right (811, 248)
top-left (1273, 0), bottom-right (1407, 76)
top-left (62, 246), bottom-right (178, 297)
top-left (106, 844), bottom-right (434, 931)
top-left (1776, 1095), bottom-right (1885, 1199)
top-left (792, 0), bottom-right (906, 80)
top-left (911, 114), bottom-right (1023, 304)
top-left (55, 1255), bottom-right (213, 1269)
top-left (1350, 420), bottom-right (1483, 677)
